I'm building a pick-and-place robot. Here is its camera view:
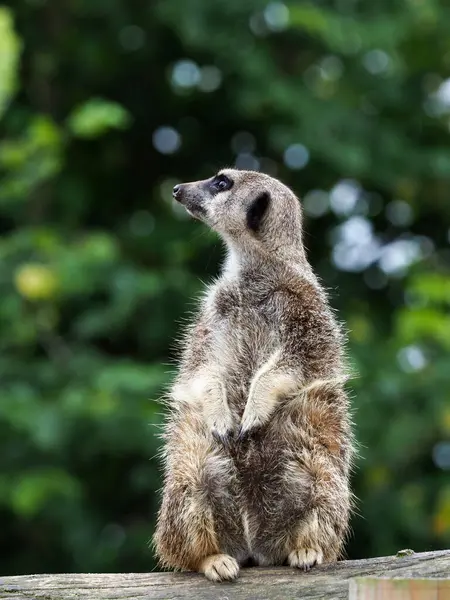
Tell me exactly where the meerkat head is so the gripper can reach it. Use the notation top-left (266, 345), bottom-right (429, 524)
top-left (172, 168), bottom-right (304, 256)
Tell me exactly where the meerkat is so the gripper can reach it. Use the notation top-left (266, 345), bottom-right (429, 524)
top-left (153, 168), bottom-right (354, 582)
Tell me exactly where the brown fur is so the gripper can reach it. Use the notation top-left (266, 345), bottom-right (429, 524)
top-left (153, 169), bottom-right (355, 581)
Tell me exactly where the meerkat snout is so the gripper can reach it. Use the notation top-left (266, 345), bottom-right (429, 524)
top-left (172, 183), bottom-right (182, 198)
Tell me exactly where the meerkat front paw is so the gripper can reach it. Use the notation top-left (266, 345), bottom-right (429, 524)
top-left (205, 409), bottom-right (235, 445)
top-left (288, 547), bottom-right (324, 571)
top-left (237, 405), bottom-right (265, 439)
top-left (199, 554), bottom-right (240, 582)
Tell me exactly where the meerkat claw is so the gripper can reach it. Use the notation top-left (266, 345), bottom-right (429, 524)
top-left (200, 554), bottom-right (240, 582)
top-left (288, 548), bottom-right (323, 571)
top-left (211, 427), bottom-right (234, 446)
top-left (236, 425), bottom-right (253, 441)
top-left (238, 413), bottom-right (263, 440)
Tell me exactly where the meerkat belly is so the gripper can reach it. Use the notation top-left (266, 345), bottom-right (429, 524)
top-left (213, 434), bottom-right (302, 565)
top-left (231, 429), bottom-right (313, 565)
top-left (209, 297), bottom-right (308, 562)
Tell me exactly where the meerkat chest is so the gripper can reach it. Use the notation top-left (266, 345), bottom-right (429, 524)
top-left (208, 283), bottom-right (279, 375)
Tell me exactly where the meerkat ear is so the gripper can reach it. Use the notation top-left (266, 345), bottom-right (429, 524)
top-left (246, 191), bottom-right (270, 233)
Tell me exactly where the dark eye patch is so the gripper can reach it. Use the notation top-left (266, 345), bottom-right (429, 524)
top-left (210, 173), bottom-right (233, 194)
top-left (246, 191), bottom-right (270, 232)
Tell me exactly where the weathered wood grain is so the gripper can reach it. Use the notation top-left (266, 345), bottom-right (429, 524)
top-left (1, 550), bottom-right (449, 600)
top-left (349, 577), bottom-right (450, 600)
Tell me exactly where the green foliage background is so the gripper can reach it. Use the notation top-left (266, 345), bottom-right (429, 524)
top-left (1, 0), bottom-right (450, 575)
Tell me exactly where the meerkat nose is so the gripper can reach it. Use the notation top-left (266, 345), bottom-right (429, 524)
top-left (173, 184), bottom-right (182, 200)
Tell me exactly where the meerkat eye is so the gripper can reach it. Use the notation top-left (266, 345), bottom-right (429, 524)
top-left (211, 174), bottom-right (233, 193)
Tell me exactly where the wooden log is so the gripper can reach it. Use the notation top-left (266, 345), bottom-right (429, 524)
top-left (0, 549), bottom-right (449, 600)
top-left (349, 577), bottom-right (450, 600)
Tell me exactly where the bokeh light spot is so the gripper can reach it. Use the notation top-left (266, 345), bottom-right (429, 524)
top-left (171, 60), bottom-right (201, 89)
top-left (397, 345), bottom-right (427, 372)
top-left (199, 66), bottom-right (222, 92)
top-left (386, 200), bottom-right (413, 227)
top-left (330, 180), bottom-right (360, 215)
top-left (284, 143), bottom-right (309, 170)
top-left (363, 49), bottom-right (390, 74)
top-left (152, 126), bottom-right (181, 154)
top-left (119, 25), bottom-right (146, 51)
top-left (235, 153), bottom-right (260, 170)
top-left (231, 131), bottom-right (256, 154)
top-left (263, 2), bottom-right (289, 32)
top-left (303, 190), bottom-right (329, 218)
top-left (433, 442), bottom-right (450, 470)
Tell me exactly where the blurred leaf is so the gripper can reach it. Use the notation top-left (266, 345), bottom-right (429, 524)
top-left (14, 263), bottom-right (59, 301)
top-left (11, 469), bottom-right (81, 518)
top-left (397, 272), bottom-right (450, 348)
top-left (0, 115), bottom-right (63, 205)
top-left (289, 3), bottom-right (408, 53)
top-left (433, 487), bottom-right (450, 537)
top-left (67, 98), bottom-right (132, 139)
top-left (409, 273), bottom-right (450, 304)
top-left (0, 7), bottom-right (21, 120)
top-left (96, 362), bottom-right (166, 396)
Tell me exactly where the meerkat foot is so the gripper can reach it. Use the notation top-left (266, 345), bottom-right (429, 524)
top-left (288, 548), bottom-right (323, 572)
top-left (199, 554), bottom-right (240, 582)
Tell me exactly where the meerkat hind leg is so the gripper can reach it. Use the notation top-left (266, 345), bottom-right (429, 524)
top-left (199, 554), bottom-right (240, 582)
